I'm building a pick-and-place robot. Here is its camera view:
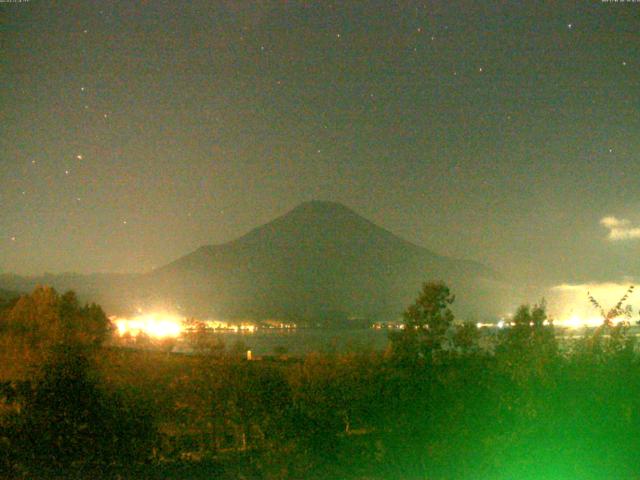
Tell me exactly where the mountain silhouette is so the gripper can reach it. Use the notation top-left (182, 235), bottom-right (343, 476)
top-left (0, 201), bottom-right (511, 323)
top-left (141, 201), bottom-right (507, 322)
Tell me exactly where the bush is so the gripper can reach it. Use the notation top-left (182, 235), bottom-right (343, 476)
top-left (3, 346), bottom-right (157, 476)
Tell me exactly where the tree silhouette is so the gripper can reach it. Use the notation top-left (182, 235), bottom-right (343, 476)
top-left (5, 346), bottom-right (156, 474)
top-left (496, 302), bottom-right (557, 380)
top-left (583, 285), bottom-right (636, 359)
top-left (391, 281), bottom-right (455, 362)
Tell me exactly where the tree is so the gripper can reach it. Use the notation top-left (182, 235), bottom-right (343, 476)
top-left (588, 285), bottom-right (634, 328)
top-left (390, 281), bottom-right (456, 362)
top-left (495, 301), bottom-right (557, 385)
top-left (58, 291), bottom-right (112, 347)
top-left (0, 287), bottom-right (112, 378)
top-left (580, 285), bottom-right (636, 360)
top-left (4, 346), bottom-right (156, 474)
top-left (0, 288), bottom-right (156, 475)
top-left (4, 286), bottom-right (111, 348)
top-left (452, 321), bottom-right (480, 355)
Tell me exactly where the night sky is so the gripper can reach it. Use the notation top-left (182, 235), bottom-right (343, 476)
top-left (2, 1), bottom-right (639, 291)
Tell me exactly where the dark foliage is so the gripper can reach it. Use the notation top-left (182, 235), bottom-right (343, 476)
top-left (1, 347), bottom-right (156, 478)
top-left (3, 284), bottom-right (640, 479)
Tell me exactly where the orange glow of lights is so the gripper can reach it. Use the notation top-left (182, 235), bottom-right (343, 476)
top-left (111, 313), bottom-right (184, 338)
top-left (554, 314), bottom-right (627, 330)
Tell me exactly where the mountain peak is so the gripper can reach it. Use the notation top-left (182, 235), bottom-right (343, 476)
top-left (293, 199), bottom-right (353, 211)
top-left (287, 200), bottom-right (360, 219)
top-left (0, 199), bottom-right (506, 321)
top-left (151, 196), bottom-right (504, 320)
top-left (266, 200), bottom-right (383, 240)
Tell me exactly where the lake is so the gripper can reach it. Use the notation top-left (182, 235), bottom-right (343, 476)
top-left (171, 328), bottom-right (393, 356)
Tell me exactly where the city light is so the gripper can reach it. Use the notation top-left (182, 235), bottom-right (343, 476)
top-left (109, 314), bottom-right (287, 339)
top-left (111, 312), bottom-right (185, 338)
top-left (554, 314), bottom-right (628, 330)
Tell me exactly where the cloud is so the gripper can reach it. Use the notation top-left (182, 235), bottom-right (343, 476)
top-left (600, 216), bottom-right (640, 241)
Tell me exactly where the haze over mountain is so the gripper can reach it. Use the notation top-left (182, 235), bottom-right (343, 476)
top-left (0, 201), bottom-right (513, 323)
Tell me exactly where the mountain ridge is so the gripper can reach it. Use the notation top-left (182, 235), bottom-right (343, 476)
top-left (0, 201), bottom-right (510, 322)
top-left (147, 201), bottom-right (505, 322)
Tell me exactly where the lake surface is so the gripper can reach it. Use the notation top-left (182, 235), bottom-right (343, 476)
top-left (173, 328), bottom-right (393, 356)
top-left (120, 324), bottom-right (640, 357)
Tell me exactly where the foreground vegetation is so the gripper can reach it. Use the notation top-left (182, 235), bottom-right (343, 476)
top-left (1, 284), bottom-right (640, 479)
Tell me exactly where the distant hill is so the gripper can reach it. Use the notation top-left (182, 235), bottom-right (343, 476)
top-left (0, 201), bottom-right (513, 323)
